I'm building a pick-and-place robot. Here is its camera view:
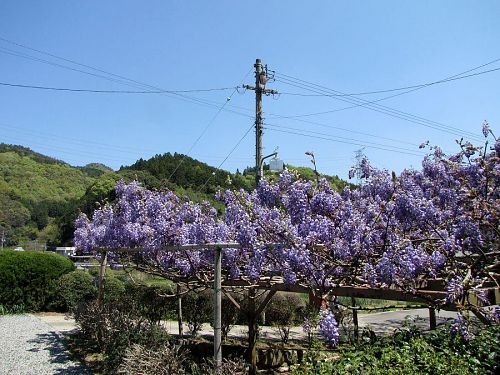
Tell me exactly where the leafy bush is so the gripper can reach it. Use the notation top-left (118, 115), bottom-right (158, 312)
top-left (266, 293), bottom-right (306, 343)
top-left (209, 293), bottom-right (241, 341)
top-left (182, 290), bottom-right (213, 336)
top-left (0, 250), bottom-right (74, 311)
top-left (102, 276), bottom-right (126, 304)
top-left (427, 322), bottom-right (500, 374)
top-left (125, 283), bottom-right (176, 325)
top-left (57, 270), bottom-right (97, 311)
top-left (291, 324), bottom-right (500, 375)
top-left (0, 303), bottom-right (25, 315)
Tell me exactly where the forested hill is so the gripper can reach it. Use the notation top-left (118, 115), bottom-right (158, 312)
top-left (122, 153), bottom-right (255, 193)
top-left (0, 145), bottom-right (99, 246)
top-left (123, 152), bottom-right (350, 194)
top-left (0, 144), bottom-right (351, 247)
top-left (0, 143), bottom-right (67, 165)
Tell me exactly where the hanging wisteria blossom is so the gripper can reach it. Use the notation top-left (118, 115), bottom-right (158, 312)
top-left (75, 128), bottom-right (500, 336)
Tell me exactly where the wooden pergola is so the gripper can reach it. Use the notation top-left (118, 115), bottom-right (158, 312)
top-left (94, 243), bottom-right (500, 374)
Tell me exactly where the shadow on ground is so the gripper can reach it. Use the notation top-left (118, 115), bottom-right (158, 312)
top-left (28, 332), bottom-right (90, 375)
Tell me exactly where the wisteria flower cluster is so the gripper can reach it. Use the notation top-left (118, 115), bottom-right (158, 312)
top-left (75, 129), bottom-right (499, 333)
top-left (217, 131), bottom-right (499, 320)
top-left (318, 308), bottom-right (340, 347)
top-left (74, 180), bottom-right (232, 277)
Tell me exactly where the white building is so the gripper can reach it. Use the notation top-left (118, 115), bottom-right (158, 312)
top-left (55, 247), bottom-right (76, 257)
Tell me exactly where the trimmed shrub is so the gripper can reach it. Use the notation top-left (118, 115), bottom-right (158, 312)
top-left (125, 283), bottom-right (176, 325)
top-left (266, 293), bottom-right (306, 343)
top-left (74, 297), bottom-right (172, 373)
top-left (182, 290), bottom-right (213, 336)
top-left (194, 357), bottom-right (247, 375)
top-left (57, 270), bottom-right (97, 311)
top-left (102, 276), bottom-right (126, 304)
top-left (0, 250), bottom-right (74, 311)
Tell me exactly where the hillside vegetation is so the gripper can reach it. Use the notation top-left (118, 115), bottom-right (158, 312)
top-left (0, 144), bottom-right (350, 247)
top-left (0, 148), bottom-right (96, 245)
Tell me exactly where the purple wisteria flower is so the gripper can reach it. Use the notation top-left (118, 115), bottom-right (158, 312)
top-left (446, 277), bottom-right (464, 303)
top-left (74, 126), bottom-right (499, 325)
top-left (318, 308), bottom-right (339, 348)
top-left (450, 313), bottom-right (472, 340)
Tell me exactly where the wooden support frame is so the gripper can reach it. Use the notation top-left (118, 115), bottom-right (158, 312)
top-left (95, 244), bottom-right (500, 374)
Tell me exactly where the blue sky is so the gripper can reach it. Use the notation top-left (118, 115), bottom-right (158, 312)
top-left (0, 1), bottom-right (498, 179)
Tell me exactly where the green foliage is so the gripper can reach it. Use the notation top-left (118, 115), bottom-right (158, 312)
top-left (102, 276), bottom-right (126, 304)
top-left (0, 147), bottom-right (97, 245)
top-left (125, 283), bottom-right (176, 325)
top-left (78, 163), bottom-right (114, 178)
top-left (291, 324), bottom-right (500, 375)
top-left (122, 152), bottom-right (252, 194)
top-left (0, 143), bottom-right (65, 165)
top-left (426, 323), bottom-right (500, 374)
top-left (56, 270), bottom-right (97, 311)
top-left (287, 165), bottom-right (352, 192)
top-left (0, 250), bottom-right (74, 311)
top-left (0, 303), bottom-right (25, 315)
top-left (182, 290), bottom-right (213, 336)
top-left (266, 292), bottom-right (306, 343)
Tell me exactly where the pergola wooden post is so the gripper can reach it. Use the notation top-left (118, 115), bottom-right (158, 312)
top-left (213, 246), bottom-right (222, 372)
top-left (98, 242), bottom-right (241, 373)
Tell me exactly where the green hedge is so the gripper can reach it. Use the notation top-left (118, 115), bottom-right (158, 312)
top-left (57, 270), bottom-right (97, 311)
top-left (0, 250), bottom-right (74, 311)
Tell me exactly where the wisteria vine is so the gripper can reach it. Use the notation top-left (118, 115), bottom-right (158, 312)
top-left (75, 126), bottom-right (499, 341)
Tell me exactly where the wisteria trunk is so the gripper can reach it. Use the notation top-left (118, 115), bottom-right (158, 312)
top-left (247, 288), bottom-right (258, 375)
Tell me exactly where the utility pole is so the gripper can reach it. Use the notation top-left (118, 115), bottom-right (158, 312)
top-left (244, 58), bottom-right (278, 187)
top-left (243, 59), bottom-right (278, 375)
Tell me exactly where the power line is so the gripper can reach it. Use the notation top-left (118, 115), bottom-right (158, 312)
top-left (276, 74), bottom-right (483, 138)
top-left (265, 125), bottom-right (426, 157)
top-left (201, 123), bottom-right (254, 190)
top-left (0, 81), bottom-right (237, 94)
top-left (279, 64), bottom-right (500, 97)
top-left (267, 114), bottom-right (421, 148)
top-left (0, 45), bottom-right (250, 116)
top-left (167, 68), bottom-right (252, 181)
top-left (0, 122), bottom-right (158, 155)
top-left (0, 46), bottom-right (256, 120)
top-left (265, 122), bottom-right (426, 156)
top-left (273, 57), bottom-right (500, 142)
top-left (274, 75), bottom-right (483, 142)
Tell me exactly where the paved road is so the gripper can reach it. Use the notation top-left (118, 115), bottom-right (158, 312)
top-left (38, 308), bottom-right (458, 340)
top-left (0, 309), bottom-right (455, 375)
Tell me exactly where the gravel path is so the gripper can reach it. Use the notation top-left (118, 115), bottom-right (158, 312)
top-left (0, 314), bottom-right (90, 375)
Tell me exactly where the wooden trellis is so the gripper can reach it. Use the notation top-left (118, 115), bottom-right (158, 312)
top-left (95, 243), bottom-right (500, 374)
